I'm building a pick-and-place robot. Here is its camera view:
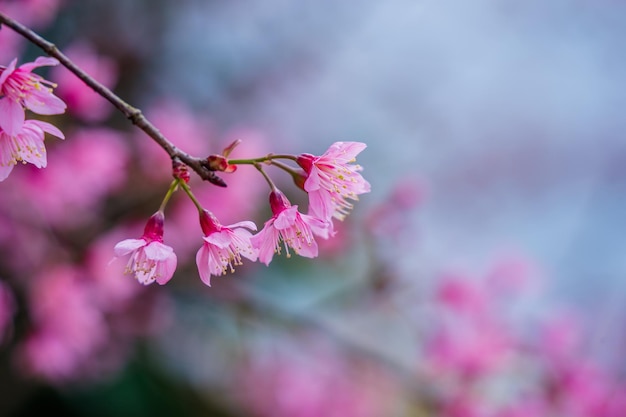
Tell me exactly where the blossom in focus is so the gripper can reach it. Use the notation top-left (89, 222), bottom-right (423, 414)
top-left (0, 57), bottom-right (66, 135)
top-left (195, 209), bottom-right (257, 286)
top-left (0, 119), bottom-right (65, 181)
top-left (251, 190), bottom-right (329, 266)
top-left (296, 141), bottom-right (371, 222)
top-left (113, 211), bottom-right (177, 285)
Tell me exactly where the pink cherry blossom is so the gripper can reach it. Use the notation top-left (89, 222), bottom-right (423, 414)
top-left (113, 211), bottom-right (177, 285)
top-left (0, 119), bottom-right (64, 181)
top-left (0, 57), bottom-right (66, 135)
top-left (297, 141), bottom-right (371, 221)
top-left (250, 190), bottom-right (330, 266)
top-left (195, 209), bottom-right (258, 286)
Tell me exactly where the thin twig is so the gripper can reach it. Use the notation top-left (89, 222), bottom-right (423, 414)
top-left (0, 12), bottom-right (226, 186)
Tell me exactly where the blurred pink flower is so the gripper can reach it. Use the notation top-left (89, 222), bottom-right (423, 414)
top-left (554, 361), bottom-right (626, 417)
top-left (251, 190), bottom-right (329, 265)
top-left (238, 341), bottom-right (395, 417)
top-left (9, 127), bottom-right (129, 225)
top-left (0, 57), bottom-right (66, 135)
top-left (436, 274), bottom-right (488, 315)
top-left (440, 394), bottom-right (489, 417)
top-left (195, 209), bottom-right (257, 286)
top-left (423, 271), bottom-right (517, 380)
top-left (365, 177), bottom-right (424, 241)
top-left (297, 141), bottom-right (370, 222)
top-left (51, 42), bottom-right (118, 122)
top-left (425, 318), bottom-right (512, 379)
top-left (485, 256), bottom-right (539, 296)
top-left (0, 1), bottom-right (63, 62)
top-left (0, 0), bottom-right (63, 29)
top-left (0, 119), bottom-right (64, 181)
top-left (316, 219), bottom-right (351, 258)
top-left (494, 400), bottom-right (548, 417)
top-left (137, 100), bottom-right (212, 179)
top-left (85, 229), bottom-right (143, 309)
top-left (0, 32), bottom-right (24, 65)
top-left (18, 266), bottom-right (107, 381)
top-left (113, 211), bottom-right (177, 285)
top-left (538, 313), bottom-right (582, 363)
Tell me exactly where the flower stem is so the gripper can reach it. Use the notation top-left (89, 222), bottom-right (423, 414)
top-left (228, 154), bottom-right (298, 165)
top-left (0, 12), bottom-right (223, 185)
top-left (270, 160), bottom-right (301, 177)
top-left (254, 163), bottom-right (277, 191)
top-left (178, 181), bottom-right (204, 212)
top-left (159, 180), bottom-right (179, 212)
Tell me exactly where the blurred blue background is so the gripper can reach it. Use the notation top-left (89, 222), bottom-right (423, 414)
top-left (143, 0), bottom-right (626, 311)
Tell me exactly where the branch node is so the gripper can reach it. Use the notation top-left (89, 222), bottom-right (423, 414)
top-left (47, 43), bottom-right (59, 56)
top-left (128, 108), bottom-right (143, 123)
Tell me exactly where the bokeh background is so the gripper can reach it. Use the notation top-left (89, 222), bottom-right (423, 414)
top-left (1, 0), bottom-right (626, 416)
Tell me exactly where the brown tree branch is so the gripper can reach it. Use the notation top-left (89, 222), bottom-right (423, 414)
top-left (0, 12), bottom-right (226, 186)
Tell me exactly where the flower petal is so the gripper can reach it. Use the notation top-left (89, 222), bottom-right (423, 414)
top-left (144, 241), bottom-right (174, 261)
top-left (250, 223), bottom-right (279, 266)
top-left (0, 59), bottom-right (17, 88)
top-left (205, 230), bottom-right (233, 249)
top-left (0, 98), bottom-right (25, 136)
top-left (226, 220), bottom-right (257, 231)
top-left (0, 164), bottom-right (14, 182)
top-left (196, 244), bottom-right (212, 286)
top-left (113, 238), bottom-right (147, 256)
top-left (274, 206), bottom-right (298, 230)
top-left (24, 91), bottom-right (67, 115)
top-left (18, 56), bottom-right (59, 72)
top-left (29, 119), bottom-right (65, 140)
top-left (155, 252), bottom-right (177, 285)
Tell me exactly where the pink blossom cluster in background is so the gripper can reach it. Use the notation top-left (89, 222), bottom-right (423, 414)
top-left (197, 188), bottom-right (626, 417)
top-left (414, 263), bottom-right (626, 417)
top-left (50, 42), bottom-right (118, 122)
top-left (0, 0), bottom-right (63, 62)
top-left (236, 339), bottom-right (398, 417)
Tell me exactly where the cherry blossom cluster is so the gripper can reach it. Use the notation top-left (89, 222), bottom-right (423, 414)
top-left (0, 56), bottom-right (66, 181)
top-left (114, 141), bottom-right (371, 287)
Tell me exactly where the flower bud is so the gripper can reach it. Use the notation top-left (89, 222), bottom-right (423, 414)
top-left (172, 159), bottom-right (190, 183)
top-left (222, 139), bottom-right (242, 158)
top-left (206, 155), bottom-right (237, 173)
top-left (269, 189), bottom-right (292, 215)
top-left (142, 211), bottom-right (165, 242)
top-left (199, 209), bottom-right (222, 235)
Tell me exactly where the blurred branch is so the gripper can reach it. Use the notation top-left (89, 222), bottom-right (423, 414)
top-left (232, 282), bottom-right (428, 396)
top-left (0, 12), bottom-right (226, 186)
